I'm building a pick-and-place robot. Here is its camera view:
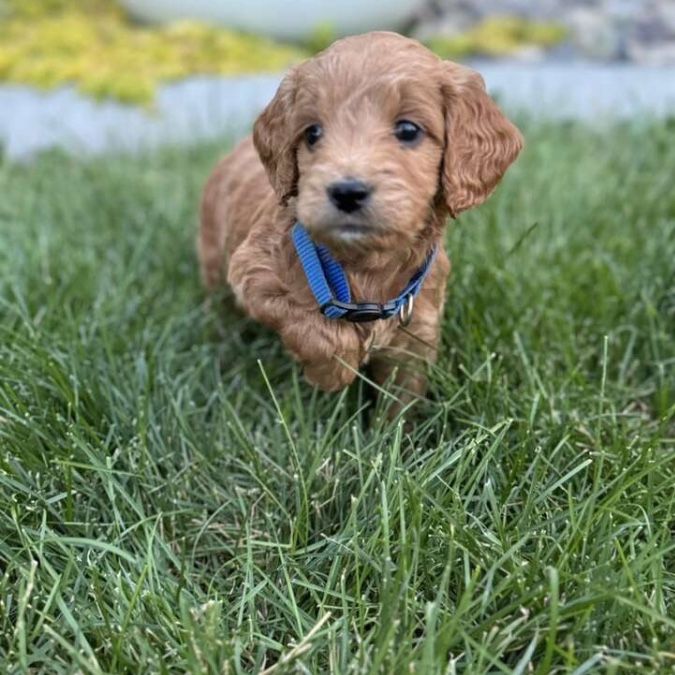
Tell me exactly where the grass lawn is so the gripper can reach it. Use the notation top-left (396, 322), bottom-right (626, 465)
top-left (0, 120), bottom-right (673, 674)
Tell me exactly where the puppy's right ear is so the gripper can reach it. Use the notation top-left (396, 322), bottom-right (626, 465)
top-left (441, 62), bottom-right (523, 217)
top-left (253, 70), bottom-right (299, 205)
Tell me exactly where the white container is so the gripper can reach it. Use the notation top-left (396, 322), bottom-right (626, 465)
top-left (119, 0), bottom-right (420, 41)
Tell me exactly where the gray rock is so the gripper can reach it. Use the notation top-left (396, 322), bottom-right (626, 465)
top-left (413, 14), bottom-right (475, 41)
top-left (659, 3), bottom-right (675, 33)
top-left (627, 40), bottom-right (675, 65)
top-left (566, 7), bottom-right (625, 60)
top-left (412, 2), bottom-right (475, 41)
top-left (414, 0), bottom-right (675, 64)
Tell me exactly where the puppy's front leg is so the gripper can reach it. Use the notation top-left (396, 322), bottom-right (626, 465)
top-left (369, 250), bottom-right (450, 416)
top-left (228, 249), bottom-right (363, 392)
top-left (282, 319), bottom-right (362, 391)
top-left (370, 316), bottom-right (439, 409)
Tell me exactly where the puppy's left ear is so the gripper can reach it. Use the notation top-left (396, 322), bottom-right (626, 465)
top-left (253, 68), bottom-right (299, 204)
top-left (441, 62), bottom-right (523, 217)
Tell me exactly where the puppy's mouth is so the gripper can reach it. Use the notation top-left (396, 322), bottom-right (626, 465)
top-left (334, 222), bottom-right (374, 234)
top-left (324, 222), bottom-right (380, 240)
top-left (302, 216), bottom-right (384, 247)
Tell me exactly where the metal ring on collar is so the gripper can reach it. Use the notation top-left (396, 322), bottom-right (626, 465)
top-left (398, 294), bottom-right (414, 327)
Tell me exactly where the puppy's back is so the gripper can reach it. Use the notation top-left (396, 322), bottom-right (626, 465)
top-left (199, 137), bottom-right (272, 289)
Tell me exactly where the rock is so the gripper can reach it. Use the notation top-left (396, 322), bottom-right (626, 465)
top-left (627, 40), bottom-right (675, 65)
top-left (659, 3), bottom-right (675, 34)
top-left (414, 0), bottom-right (675, 64)
top-left (625, 1), bottom-right (675, 64)
top-left (602, 0), bottom-right (646, 21)
top-left (413, 14), bottom-right (476, 42)
top-left (566, 7), bottom-right (625, 60)
top-left (411, 1), bottom-right (476, 41)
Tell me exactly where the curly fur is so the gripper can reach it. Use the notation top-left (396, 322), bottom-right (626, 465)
top-left (199, 31), bottom-right (523, 406)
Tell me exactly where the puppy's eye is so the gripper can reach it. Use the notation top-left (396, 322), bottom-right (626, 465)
top-left (394, 120), bottom-right (423, 145)
top-left (304, 124), bottom-right (323, 148)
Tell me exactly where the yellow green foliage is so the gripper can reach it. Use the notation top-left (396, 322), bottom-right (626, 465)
top-left (303, 23), bottom-right (337, 54)
top-left (427, 16), bottom-right (567, 59)
top-left (0, 0), bottom-right (306, 104)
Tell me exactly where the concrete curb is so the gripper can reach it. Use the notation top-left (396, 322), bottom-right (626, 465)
top-left (1, 63), bottom-right (674, 160)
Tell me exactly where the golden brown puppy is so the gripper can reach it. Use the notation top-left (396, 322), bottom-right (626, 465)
top-left (200, 31), bottom-right (522, 406)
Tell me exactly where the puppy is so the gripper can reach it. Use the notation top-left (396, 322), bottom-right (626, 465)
top-left (199, 31), bottom-right (522, 406)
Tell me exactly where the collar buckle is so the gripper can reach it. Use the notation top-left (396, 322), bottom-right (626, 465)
top-left (323, 300), bottom-right (397, 323)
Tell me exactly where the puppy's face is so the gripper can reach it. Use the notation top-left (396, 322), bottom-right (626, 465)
top-left (293, 73), bottom-right (445, 249)
top-left (254, 32), bottom-right (523, 252)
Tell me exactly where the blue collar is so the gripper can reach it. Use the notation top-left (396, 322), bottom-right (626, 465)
top-left (291, 222), bottom-right (437, 324)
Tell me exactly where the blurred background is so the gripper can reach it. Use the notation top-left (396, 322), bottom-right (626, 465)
top-left (1, 6), bottom-right (674, 671)
top-left (1, 0), bottom-right (674, 159)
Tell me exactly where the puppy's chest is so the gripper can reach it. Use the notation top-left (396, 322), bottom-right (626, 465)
top-left (345, 274), bottom-right (409, 363)
top-left (355, 319), bottom-right (400, 364)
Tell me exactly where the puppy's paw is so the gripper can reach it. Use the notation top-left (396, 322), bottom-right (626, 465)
top-left (303, 357), bottom-right (359, 392)
top-left (281, 319), bottom-right (363, 391)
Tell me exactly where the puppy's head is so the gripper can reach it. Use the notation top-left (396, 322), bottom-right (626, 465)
top-left (254, 32), bottom-right (523, 250)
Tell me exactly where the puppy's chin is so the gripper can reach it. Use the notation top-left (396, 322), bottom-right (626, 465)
top-left (302, 220), bottom-right (389, 252)
top-left (299, 204), bottom-right (393, 244)
top-left (318, 221), bottom-right (376, 242)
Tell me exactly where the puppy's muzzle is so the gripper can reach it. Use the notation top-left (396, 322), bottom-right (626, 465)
top-left (327, 178), bottom-right (372, 213)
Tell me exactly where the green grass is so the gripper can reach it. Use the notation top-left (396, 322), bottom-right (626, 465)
top-left (0, 119), bottom-right (673, 674)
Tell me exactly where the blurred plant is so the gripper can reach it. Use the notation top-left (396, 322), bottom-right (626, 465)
top-left (304, 23), bottom-right (338, 54)
top-left (4, 0), bottom-right (114, 19)
top-left (427, 16), bottom-right (567, 59)
top-left (0, 3), bottom-right (569, 106)
top-left (0, 0), bottom-right (306, 105)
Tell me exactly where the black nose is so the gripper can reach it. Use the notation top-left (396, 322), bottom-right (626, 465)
top-left (327, 179), bottom-right (372, 213)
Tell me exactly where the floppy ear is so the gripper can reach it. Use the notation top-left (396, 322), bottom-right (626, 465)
top-left (441, 63), bottom-right (523, 217)
top-left (253, 70), bottom-right (299, 205)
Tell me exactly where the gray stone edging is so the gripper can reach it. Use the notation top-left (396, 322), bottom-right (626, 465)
top-left (1, 63), bottom-right (674, 160)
